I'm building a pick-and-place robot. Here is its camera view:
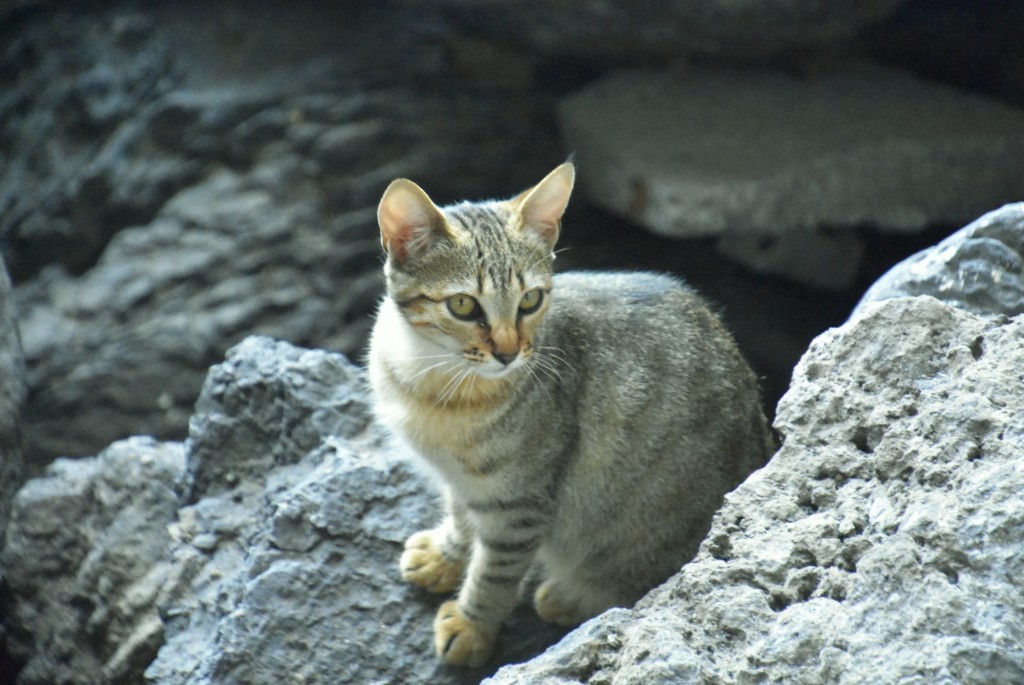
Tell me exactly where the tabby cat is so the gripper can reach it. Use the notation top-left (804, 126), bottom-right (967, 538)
top-left (368, 162), bottom-right (772, 667)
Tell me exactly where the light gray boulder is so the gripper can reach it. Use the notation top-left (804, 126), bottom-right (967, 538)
top-left (488, 296), bottom-right (1024, 684)
top-left (559, 62), bottom-right (1024, 288)
top-left (854, 202), bottom-right (1024, 319)
top-left (560, 63), bottom-right (1024, 239)
top-left (717, 229), bottom-right (866, 291)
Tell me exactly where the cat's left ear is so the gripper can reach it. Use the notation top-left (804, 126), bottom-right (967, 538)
top-left (514, 162), bottom-right (575, 250)
top-left (378, 178), bottom-right (450, 265)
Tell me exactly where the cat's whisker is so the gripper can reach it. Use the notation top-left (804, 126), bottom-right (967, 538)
top-left (523, 246), bottom-right (570, 274)
top-left (529, 355), bottom-right (564, 385)
top-left (536, 346), bottom-right (575, 374)
top-left (435, 367), bottom-right (474, 407)
top-left (434, 370), bottom-right (462, 406)
top-left (408, 359), bottom-right (458, 382)
top-left (521, 360), bottom-right (556, 401)
top-left (523, 254), bottom-right (553, 274)
top-left (450, 368), bottom-right (476, 404)
top-left (401, 352), bottom-right (462, 362)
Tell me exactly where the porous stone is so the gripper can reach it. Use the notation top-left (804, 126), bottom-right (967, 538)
top-left (854, 202), bottom-right (1024, 319)
top-left (559, 62), bottom-right (1024, 238)
top-left (488, 296), bottom-right (1024, 684)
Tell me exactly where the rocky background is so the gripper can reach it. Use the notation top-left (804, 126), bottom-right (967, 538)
top-left (1, 1), bottom-right (1023, 683)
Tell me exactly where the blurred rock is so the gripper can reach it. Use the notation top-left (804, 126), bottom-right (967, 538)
top-left (14, 165), bottom-right (381, 466)
top-left (854, 202), bottom-right (1024, 319)
top-left (400, 0), bottom-right (908, 62)
top-left (0, 254), bottom-right (25, 676)
top-left (0, 257), bottom-right (23, 543)
top-left (717, 229), bottom-right (866, 290)
top-left (559, 62), bottom-right (1024, 241)
top-left (866, 0), bottom-right (1024, 108)
top-left (7, 3), bottom-right (557, 464)
top-left (489, 296), bottom-right (1024, 684)
top-left (0, 10), bottom-right (181, 281)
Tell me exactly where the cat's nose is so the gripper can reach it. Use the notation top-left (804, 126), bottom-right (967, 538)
top-left (489, 324), bottom-right (519, 366)
top-left (492, 351), bottom-right (518, 366)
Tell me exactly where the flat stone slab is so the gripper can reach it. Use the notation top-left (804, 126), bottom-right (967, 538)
top-left (559, 62), bottom-right (1024, 237)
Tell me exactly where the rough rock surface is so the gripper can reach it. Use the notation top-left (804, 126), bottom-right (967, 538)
top-left (6, 3), bottom-right (557, 464)
top-left (2, 336), bottom-right (566, 685)
top-left (488, 296), bottom-right (1024, 684)
top-left (855, 202), bottom-right (1024, 319)
top-left (400, 0), bottom-right (908, 61)
top-left (0, 8), bottom-right (178, 281)
top-left (0, 256), bottom-right (24, 542)
top-left (558, 61), bottom-right (1024, 263)
top-left (2, 437), bottom-right (186, 685)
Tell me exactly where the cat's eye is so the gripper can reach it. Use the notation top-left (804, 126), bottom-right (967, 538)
top-left (446, 293), bottom-right (482, 321)
top-left (519, 288), bottom-right (544, 314)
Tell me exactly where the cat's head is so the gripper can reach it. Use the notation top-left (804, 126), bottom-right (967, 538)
top-left (376, 163), bottom-right (574, 379)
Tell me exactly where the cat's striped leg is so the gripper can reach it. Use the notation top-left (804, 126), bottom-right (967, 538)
top-left (434, 503), bottom-right (546, 666)
top-left (400, 488), bottom-right (471, 593)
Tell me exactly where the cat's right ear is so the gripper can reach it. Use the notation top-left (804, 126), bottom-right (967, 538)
top-left (377, 179), bottom-right (449, 265)
top-left (514, 162), bottom-right (575, 250)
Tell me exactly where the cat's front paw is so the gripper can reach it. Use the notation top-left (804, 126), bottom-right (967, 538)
top-left (434, 600), bottom-right (496, 667)
top-left (400, 529), bottom-right (464, 593)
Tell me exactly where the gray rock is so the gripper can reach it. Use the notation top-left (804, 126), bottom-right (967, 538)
top-left (1, 437), bottom-right (186, 685)
top-left (151, 336), bottom-right (566, 685)
top-left (716, 229), bottom-right (866, 290)
top-left (854, 202), bottom-right (1024, 319)
top-left (15, 165), bottom-right (382, 467)
top-left (0, 10), bottom-right (180, 280)
top-left (488, 296), bottom-right (1024, 684)
top-left (398, 0), bottom-right (908, 61)
top-left (2, 336), bottom-right (567, 684)
top-left (0, 256), bottom-right (24, 543)
top-left (0, 254), bottom-right (25, 671)
top-left (9, 2), bottom-right (558, 464)
top-left (559, 62), bottom-right (1024, 239)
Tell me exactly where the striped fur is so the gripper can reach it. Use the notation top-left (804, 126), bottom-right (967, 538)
top-left (368, 163), bottom-right (773, 667)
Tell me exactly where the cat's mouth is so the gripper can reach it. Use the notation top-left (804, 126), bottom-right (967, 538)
top-left (470, 355), bottom-right (526, 379)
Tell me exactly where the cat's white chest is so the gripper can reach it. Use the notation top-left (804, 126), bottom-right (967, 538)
top-left (367, 301), bottom-right (493, 466)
